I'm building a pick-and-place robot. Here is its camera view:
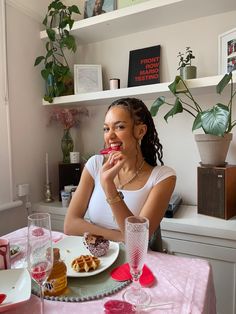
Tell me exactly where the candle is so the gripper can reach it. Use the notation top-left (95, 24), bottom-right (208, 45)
top-left (109, 78), bottom-right (120, 90)
top-left (45, 153), bottom-right (49, 185)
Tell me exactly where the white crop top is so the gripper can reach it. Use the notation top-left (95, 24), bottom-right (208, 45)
top-left (85, 155), bottom-right (176, 230)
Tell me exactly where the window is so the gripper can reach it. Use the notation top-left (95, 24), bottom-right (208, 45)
top-left (0, 0), bottom-right (12, 205)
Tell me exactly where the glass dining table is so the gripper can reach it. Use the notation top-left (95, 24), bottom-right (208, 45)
top-left (2, 227), bottom-right (216, 314)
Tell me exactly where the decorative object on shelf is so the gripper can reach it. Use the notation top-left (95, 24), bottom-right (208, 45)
top-left (218, 28), bottom-right (236, 75)
top-left (44, 182), bottom-right (54, 203)
top-left (44, 153), bottom-right (54, 202)
top-left (109, 78), bottom-right (120, 90)
top-left (84, 0), bottom-right (116, 18)
top-left (61, 190), bottom-right (71, 207)
top-left (128, 45), bottom-right (161, 87)
top-left (177, 47), bottom-right (196, 79)
top-left (61, 129), bottom-right (74, 163)
top-left (150, 72), bottom-right (236, 166)
top-left (34, 0), bottom-right (81, 103)
top-left (49, 107), bottom-right (89, 163)
top-left (74, 64), bottom-right (103, 94)
top-left (70, 151), bottom-right (80, 163)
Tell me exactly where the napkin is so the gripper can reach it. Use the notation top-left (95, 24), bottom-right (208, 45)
top-left (110, 263), bottom-right (155, 287)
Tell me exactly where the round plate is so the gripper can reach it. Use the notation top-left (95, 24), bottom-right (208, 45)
top-left (54, 236), bottom-right (120, 277)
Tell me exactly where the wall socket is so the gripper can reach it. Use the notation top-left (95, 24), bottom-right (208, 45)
top-left (17, 183), bottom-right (30, 197)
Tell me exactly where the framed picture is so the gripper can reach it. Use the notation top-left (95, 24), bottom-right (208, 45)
top-left (218, 28), bottom-right (236, 74)
top-left (128, 45), bottom-right (161, 87)
top-left (84, 0), bottom-right (116, 19)
top-left (74, 64), bottom-right (103, 94)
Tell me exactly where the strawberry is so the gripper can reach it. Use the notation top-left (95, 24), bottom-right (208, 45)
top-left (100, 146), bottom-right (121, 155)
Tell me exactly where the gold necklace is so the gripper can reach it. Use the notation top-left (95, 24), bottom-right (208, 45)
top-left (118, 159), bottom-right (145, 190)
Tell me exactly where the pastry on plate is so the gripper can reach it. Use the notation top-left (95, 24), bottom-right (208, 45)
top-left (83, 232), bottom-right (110, 257)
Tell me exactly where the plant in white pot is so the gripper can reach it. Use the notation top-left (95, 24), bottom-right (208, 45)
top-left (150, 72), bottom-right (236, 166)
top-left (177, 47), bottom-right (196, 79)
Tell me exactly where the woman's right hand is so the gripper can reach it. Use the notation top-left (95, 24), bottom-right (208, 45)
top-left (100, 151), bottom-right (126, 188)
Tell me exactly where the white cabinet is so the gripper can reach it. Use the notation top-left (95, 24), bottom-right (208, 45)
top-left (32, 201), bottom-right (90, 232)
top-left (161, 205), bottom-right (236, 314)
top-left (32, 202), bottom-right (67, 232)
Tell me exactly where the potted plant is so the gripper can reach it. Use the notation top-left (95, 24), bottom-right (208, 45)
top-left (150, 72), bottom-right (236, 166)
top-left (34, 0), bottom-right (80, 103)
top-left (177, 47), bottom-right (196, 79)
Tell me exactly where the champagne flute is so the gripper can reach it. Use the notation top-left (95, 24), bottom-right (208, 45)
top-left (27, 213), bottom-right (53, 314)
top-left (123, 216), bottom-right (151, 306)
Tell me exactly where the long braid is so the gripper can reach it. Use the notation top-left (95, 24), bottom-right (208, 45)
top-left (107, 98), bottom-right (164, 166)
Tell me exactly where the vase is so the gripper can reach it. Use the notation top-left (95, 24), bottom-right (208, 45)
top-left (61, 129), bottom-right (74, 163)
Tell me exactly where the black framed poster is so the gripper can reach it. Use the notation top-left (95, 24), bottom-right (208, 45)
top-left (128, 45), bottom-right (161, 87)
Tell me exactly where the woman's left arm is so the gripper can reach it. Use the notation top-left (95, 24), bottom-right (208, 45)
top-left (139, 175), bottom-right (176, 236)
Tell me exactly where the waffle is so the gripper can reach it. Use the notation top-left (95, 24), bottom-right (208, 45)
top-left (71, 255), bottom-right (100, 272)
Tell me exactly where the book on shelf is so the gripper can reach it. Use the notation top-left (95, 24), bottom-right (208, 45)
top-left (128, 45), bottom-right (161, 87)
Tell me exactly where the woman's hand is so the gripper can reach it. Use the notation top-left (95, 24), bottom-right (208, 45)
top-left (100, 151), bottom-right (125, 188)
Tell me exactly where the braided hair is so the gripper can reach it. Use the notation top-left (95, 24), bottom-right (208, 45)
top-left (107, 98), bottom-right (163, 166)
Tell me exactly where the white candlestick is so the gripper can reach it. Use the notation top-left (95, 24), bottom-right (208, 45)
top-left (45, 153), bottom-right (49, 185)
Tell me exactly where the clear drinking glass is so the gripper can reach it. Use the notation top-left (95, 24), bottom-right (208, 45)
top-left (27, 213), bottom-right (53, 314)
top-left (122, 216), bottom-right (151, 306)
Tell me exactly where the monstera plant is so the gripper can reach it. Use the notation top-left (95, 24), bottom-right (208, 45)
top-left (150, 72), bottom-right (236, 165)
top-left (34, 0), bottom-right (80, 103)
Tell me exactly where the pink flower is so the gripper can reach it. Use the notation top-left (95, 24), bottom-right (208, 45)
top-left (49, 107), bottom-right (88, 130)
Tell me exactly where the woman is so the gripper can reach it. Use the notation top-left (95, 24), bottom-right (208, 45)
top-left (64, 98), bottom-right (176, 242)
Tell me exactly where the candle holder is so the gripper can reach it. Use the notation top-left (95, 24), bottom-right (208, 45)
top-left (44, 183), bottom-right (53, 203)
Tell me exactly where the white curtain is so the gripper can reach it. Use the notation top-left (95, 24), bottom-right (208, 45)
top-left (0, 0), bottom-right (13, 205)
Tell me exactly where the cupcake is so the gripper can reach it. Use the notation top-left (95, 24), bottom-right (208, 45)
top-left (83, 232), bottom-right (109, 257)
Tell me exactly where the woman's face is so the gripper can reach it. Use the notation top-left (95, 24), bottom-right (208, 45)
top-left (103, 106), bottom-right (146, 153)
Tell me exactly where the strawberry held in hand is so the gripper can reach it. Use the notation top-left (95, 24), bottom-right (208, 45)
top-left (100, 144), bottom-right (121, 155)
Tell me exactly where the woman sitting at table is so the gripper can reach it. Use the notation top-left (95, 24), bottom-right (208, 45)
top-left (64, 97), bottom-right (176, 243)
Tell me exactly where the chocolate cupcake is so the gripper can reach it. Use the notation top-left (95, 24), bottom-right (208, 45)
top-left (83, 232), bottom-right (110, 257)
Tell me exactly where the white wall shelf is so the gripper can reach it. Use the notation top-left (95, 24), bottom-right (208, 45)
top-left (42, 73), bottom-right (236, 106)
top-left (40, 0), bottom-right (236, 44)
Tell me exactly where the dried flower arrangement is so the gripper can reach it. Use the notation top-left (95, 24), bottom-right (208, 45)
top-left (49, 107), bottom-right (89, 130)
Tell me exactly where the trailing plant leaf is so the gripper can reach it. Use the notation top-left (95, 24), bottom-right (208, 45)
top-left (34, 56), bottom-right (45, 66)
top-left (164, 98), bottom-right (183, 122)
top-left (150, 96), bottom-right (165, 116)
top-left (216, 72), bottom-right (232, 94)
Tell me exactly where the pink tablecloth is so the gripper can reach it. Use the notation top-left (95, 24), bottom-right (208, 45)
top-left (3, 228), bottom-right (216, 314)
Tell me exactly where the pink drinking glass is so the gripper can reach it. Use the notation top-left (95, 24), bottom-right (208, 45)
top-left (27, 213), bottom-right (53, 314)
top-left (122, 216), bottom-right (151, 306)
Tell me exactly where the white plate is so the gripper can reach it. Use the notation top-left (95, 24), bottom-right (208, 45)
top-left (0, 268), bottom-right (31, 312)
top-left (10, 245), bottom-right (21, 259)
top-left (54, 236), bottom-right (119, 277)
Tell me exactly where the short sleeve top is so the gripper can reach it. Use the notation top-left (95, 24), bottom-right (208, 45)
top-left (85, 155), bottom-right (176, 230)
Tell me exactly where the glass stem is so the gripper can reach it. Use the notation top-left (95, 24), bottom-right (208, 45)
top-left (39, 283), bottom-right (45, 314)
top-left (132, 272), bottom-right (141, 291)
